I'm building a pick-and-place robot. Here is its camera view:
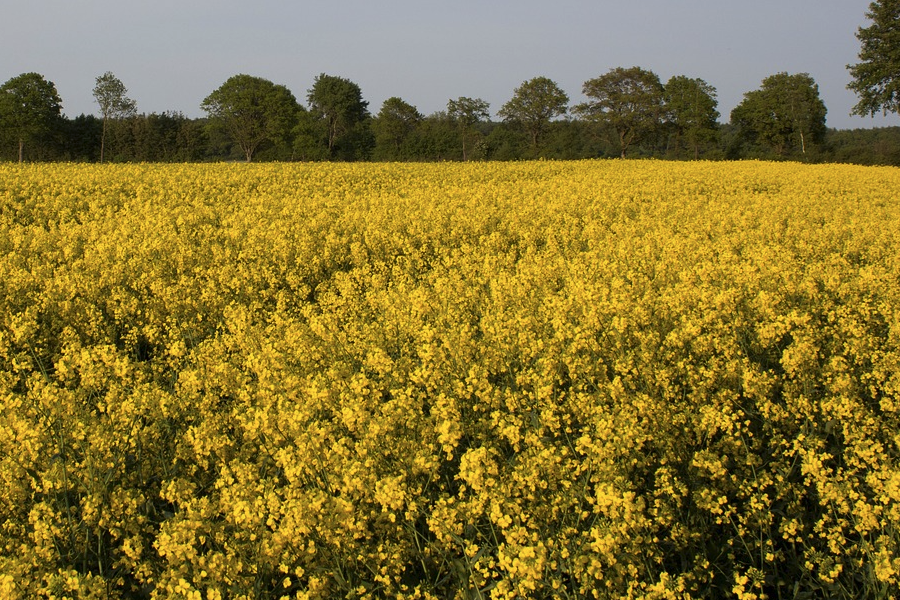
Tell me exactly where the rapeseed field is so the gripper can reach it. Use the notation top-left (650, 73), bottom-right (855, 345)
top-left (1, 160), bottom-right (898, 599)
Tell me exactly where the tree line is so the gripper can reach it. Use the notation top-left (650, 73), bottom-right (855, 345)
top-left (2, 0), bottom-right (899, 165)
top-left (1, 68), bottom-right (896, 166)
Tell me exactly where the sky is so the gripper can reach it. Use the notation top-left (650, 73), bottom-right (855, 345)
top-left (1, 0), bottom-right (895, 130)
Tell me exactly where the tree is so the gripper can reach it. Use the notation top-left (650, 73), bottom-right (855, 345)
top-left (307, 74), bottom-right (370, 159)
top-left (405, 111), bottom-right (459, 160)
top-left (93, 71), bottom-right (137, 163)
top-left (664, 76), bottom-right (720, 159)
top-left (372, 97), bottom-right (422, 160)
top-left (498, 76), bottom-right (569, 154)
top-left (848, 0), bottom-right (900, 117)
top-left (731, 72), bottom-right (827, 156)
top-left (122, 112), bottom-right (202, 162)
top-left (447, 97), bottom-right (490, 160)
top-left (574, 67), bottom-right (667, 158)
top-left (292, 107), bottom-right (328, 161)
top-left (0, 72), bottom-right (63, 162)
top-left (200, 74), bottom-right (299, 162)
top-left (61, 114), bottom-right (102, 161)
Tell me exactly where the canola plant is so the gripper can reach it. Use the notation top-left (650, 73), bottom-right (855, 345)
top-left (0, 160), bottom-right (899, 599)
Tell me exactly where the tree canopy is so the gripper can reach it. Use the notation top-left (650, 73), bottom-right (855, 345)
top-left (93, 71), bottom-right (137, 163)
top-left (731, 72), bottom-right (827, 157)
top-left (447, 97), bottom-right (490, 160)
top-left (0, 72), bottom-right (63, 162)
top-left (200, 74), bottom-right (299, 162)
top-left (574, 67), bottom-right (667, 158)
top-left (307, 74), bottom-right (370, 159)
top-left (848, 0), bottom-right (900, 117)
top-left (664, 76), bottom-right (719, 159)
top-left (372, 97), bottom-right (422, 160)
top-left (498, 76), bottom-right (569, 155)
top-left (14, 19), bottom-right (900, 167)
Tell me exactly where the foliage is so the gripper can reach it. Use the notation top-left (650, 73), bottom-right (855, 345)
top-left (201, 74), bottom-right (299, 162)
top-left (0, 73), bottom-right (64, 162)
top-left (372, 97), bottom-right (422, 161)
top-left (93, 72), bottom-right (137, 163)
top-left (447, 97), bottom-right (491, 160)
top-left (1, 161), bottom-right (900, 599)
top-left (122, 112), bottom-right (206, 162)
top-left (574, 67), bottom-right (667, 158)
top-left (848, 0), bottom-right (900, 117)
top-left (401, 111), bottom-right (460, 161)
top-left (11, 65), bottom-right (900, 164)
top-left (826, 126), bottom-right (900, 165)
top-left (664, 76), bottom-right (720, 159)
top-left (731, 72), bottom-right (827, 158)
top-left (59, 114), bottom-right (103, 162)
top-left (291, 108), bottom-right (329, 162)
top-left (498, 77), bottom-right (569, 156)
top-left (306, 74), bottom-right (371, 160)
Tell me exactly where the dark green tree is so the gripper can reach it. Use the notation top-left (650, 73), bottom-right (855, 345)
top-left (848, 0), bottom-right (900, 117)
top-left (60, 114), bottom-right (102, 161)
top-left (292, 107), bottom-right (329, 161)
top-left (825, 126), bottom-right (900, 165)
top-left (0, 72), bottom-right (63, 162)
top-left (498, 76), bottom-right (569, 154)
top-left (93, 71), bottom-right (137, 163)
top-left (405, 111), bottom-right (459, 160)
top-left (484, 122), bottom-right (528, 160)
top-left (307, 74), bottom-right (370, 159)
top-left (574, 67), bottom-right (667, 158)
top-left (372, 97), bottom-right (422, 160)
top-left (200, 74), bottom-right (299, 162)
top-left (664, 76), bottom-right (719, 159)
top-left (731, 72), bottom-right (827, 157)
top-left (447, 96), bottom-right (490, 160)
top-left (122, 112), bottom-right (201, 162)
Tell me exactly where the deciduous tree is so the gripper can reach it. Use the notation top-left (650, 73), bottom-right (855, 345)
top-left (498, 76), bottom-right (569, 154)
top-left (574, 67), bottom-right (666, 158)
top-left (93, 71), bottom-right (137, 163)
top-left (664, 76), bottom-right (719, 159)
top-left (372, 97), bottom-right (422, 159)
top-left (201, 74), bottom-right (299, 162)
top-left (731, 72), bottom-right (827, 156)
top-left (0, 72), bottom-right (63, 162)
top-left (447, 96), bottom-right (490, 160)
top-left (848, 0), bottom-right (900, 117)
top-left (307, 74), bottom-right (370, 159)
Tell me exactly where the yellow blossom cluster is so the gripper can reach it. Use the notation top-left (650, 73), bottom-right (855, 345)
top-left (0, 160), bottom-right (899, 599)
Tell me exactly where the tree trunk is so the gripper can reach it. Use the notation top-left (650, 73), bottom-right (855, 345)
top-left (18, 138), bottom-right (23, 163)
top-left (100, 118), bottom-right (107, 163)
top-left (328, 117), bottom-right (338, 158)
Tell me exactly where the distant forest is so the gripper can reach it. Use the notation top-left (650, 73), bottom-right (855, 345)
top-left (1, 69), bottom-right (899, 166)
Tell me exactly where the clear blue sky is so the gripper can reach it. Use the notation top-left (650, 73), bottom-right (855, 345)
top-left (2, 0), bottom-right (894, 129)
